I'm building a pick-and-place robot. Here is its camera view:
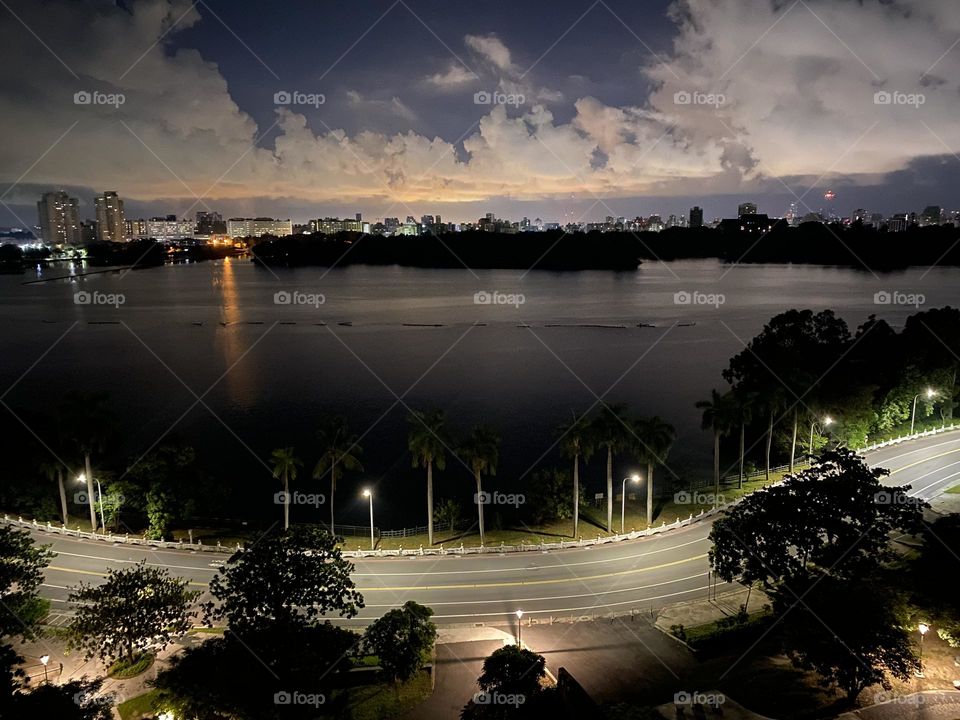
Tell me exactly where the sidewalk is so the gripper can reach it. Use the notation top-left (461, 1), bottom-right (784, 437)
top-left (653, 586), bottom-right (769, 636)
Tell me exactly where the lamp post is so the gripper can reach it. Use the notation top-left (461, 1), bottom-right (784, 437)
top-left (516, 609), bottom-right (524, 646)
top-left (621, 474), bottom-right (641, 535)
top-left (808, 415), bottom-right (834, 457)
top-left (362, 489), bottom-right (374, 550)
top-left (911, 388), bottom-right (938, 435)
top-left (78, 473), bottom-right (106, 533)
top-left (39, 655), bottom-right (49, 684)
top-left (917, 623), bottom-right (929, 677)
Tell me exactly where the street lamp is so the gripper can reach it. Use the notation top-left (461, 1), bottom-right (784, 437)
top-left (77, 473), bottom-right (105, 533)
top-left (917, 622), bottom-right (930, 677)
top-left (39, 655), bottom-right (49, 684)
top-left (362, 489), bottom-right (374, 550)
top-left (911, 388), bottom-right (938, 435)
top-left (622, 474), bottom-right (641, 534)
top-left (808, 415), bottom-right (834, 457)
top-left (515, 609), bottom-right (524, 646)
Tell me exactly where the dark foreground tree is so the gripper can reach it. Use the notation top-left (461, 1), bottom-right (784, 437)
top-left (0, 524), bottom-right (54, 639)
top-left (68, 562), bottom-right (197, 664)
top-left (364, 600), bottom-right (437, 683)
top-left (909, 514), bottom-right (960, 647)
top-left (461, 645), bottom-right (557, 719)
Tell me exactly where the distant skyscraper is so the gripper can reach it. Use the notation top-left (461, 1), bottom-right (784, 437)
top-left (920, 206), bottom-right (942, 226)
top-left (37, 191), bottom-right (81, 244)
top-left (94, 191), bottom-right (126, 242)
top-left (689, 206), bottom-right (703, 228)
top-left (737, 202), bottom-right (757, 217)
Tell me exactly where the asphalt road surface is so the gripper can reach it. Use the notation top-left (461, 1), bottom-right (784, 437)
top-left (33, 433), bottom-right (960, 626)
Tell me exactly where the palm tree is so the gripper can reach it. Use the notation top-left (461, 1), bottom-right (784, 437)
top-left (590, 405), bottom-right (631, 532)
top-left (313, 417), bottom-right (363, 537)
top-left (61, 392), bottom-right (115, 532)
top-left (459, 424), bottom-right (500, 545)
top-left (408, 409), bottom-right (449, 546)
top-left (270, 447), bottom-right (302, 531)
top-left (732, 391), bottom-right (756, 489)
top-left (696, 390), bottom-right (736, 505)
top-left (39, 457), bottom-right (69, 525)
top-left (558, 412), bottom-right (594, 538)
top-left (635, 416), bottom-right (676, 526)
top-left (762, 391), bottom-right (786, 483)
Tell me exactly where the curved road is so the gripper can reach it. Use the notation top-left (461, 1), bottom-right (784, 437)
top-left (33, 433), bottom-right (960, 626)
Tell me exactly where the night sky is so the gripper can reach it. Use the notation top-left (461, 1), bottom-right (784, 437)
top-left (2, 0), bottom-right (959, 226)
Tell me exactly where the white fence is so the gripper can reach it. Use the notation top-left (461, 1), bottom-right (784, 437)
top-left (6, 424), bottom-right (959, 560)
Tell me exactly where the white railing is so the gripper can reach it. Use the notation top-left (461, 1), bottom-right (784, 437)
top-left (856, 421), bottom-right (960, 453)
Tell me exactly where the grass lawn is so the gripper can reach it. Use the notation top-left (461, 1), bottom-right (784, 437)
top-left (116, 689), bottom-right (161, 720)
top-left (336, 670), bottom-right (433, 720)
top-left (107, 653), bottom-right (154, 679)
top-left (946, 483), bottom-right (960, 494)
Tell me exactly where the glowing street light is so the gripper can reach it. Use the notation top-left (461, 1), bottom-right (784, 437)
top-left (911, 388), bottom-right (938, 435)
top-left (622, 474), bottom-right (641, 535)
top-left (515, 609), bottom-right (524, 646)
top-left (39, 654), bottom-right (49, 684)
top-left (77, 473), bottom-right (106, 533)
top-left (917, 622), bottom-right (930, 677)
top-left (362, 489), bottom-right (374, 550)
top-left (808, 415), bottom-right (835, 457)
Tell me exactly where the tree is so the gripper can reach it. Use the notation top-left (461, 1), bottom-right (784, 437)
top-left (635, 416), bottom-right (675, 525)
top-left (61, 392), bottom-right (116, 532)
top-left (558, 412), bottom-right (594, 537)
top-left (408, 409), bottom-right (449, 546)
top-left (0, 524), bottom-right (54, 640)
top-left (459, 424), bottom-right (500, 545)
top-left (591, 404), bottom-right (631, 532)
top-left (313, 417), bottom-right (363, 537)
top-left (696, 390), bottom-right (736, 505)
top-left (364, 601), bottom-right (437, 683)
top-left (204, 525), bottom-right (364, 636)
top-left (433, 497), bottom-right (462, 532)
top-left (6, 675), bottom-right (113, 720)
top-left (38, 457), bottom-right (68, 525)
top-left (732, 391), bottom-right (757, 488)
top-left (910, 515), bottom-right (960, 647)
top-left (123, 443), bottom-right (207, 539)
top-left (461, 645), bottom-right (551, 719)
top-left (68, 562), bottom-right (197, 665)
top-left (270, 447), bottom-right (302, 531)
top-left (526, 468), bottom-right (573, 525)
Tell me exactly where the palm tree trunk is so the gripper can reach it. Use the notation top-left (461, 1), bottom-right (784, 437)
top-left (427, 460), bottom-right (434, 546)
top-left (646, 461), bottom-right (654, 526)
top-left (713, 430), bottom-right (721, 506)
top-left (606, 446), bottom-right (613, 533)
top-left (572, 454), bottom-right (579, 538)
top-left (57, 468), bottom-right (68, 525)
top-left (765, 411), bottom-right (774, 483)
top-left (330, 460), bottom-right (336, 537)
top-left (476, 470), bottom-right (485, 545)
top-left (789, 408), bottom-right (798, 473)
top-left (84, 452), bottom-right (97, 531)
top-left (738, 422), bottom-right (745, 490)
top-left (283, 472), bottom-right (290, 531)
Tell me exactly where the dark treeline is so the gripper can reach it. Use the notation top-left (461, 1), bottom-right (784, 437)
top-left (252, 222), bottom-right (960, 271)
top-left (0, 239), bottom-right (240, 272)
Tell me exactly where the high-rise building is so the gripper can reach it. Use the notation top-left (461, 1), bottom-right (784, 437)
top-left (196, 210), bottom-right (226, 235)
top-left (37, 191), bottom-right (81, 244)
top-left (227, 218), bottom-right (293, 238)
top-left (920, 205), bottom-right (942, 226)
top-left (689, 206), bottom-right (703, 228)
top-left (94, 191), bottom-right (126, 242)
top-left (738, 202), bottom-right (757, 217)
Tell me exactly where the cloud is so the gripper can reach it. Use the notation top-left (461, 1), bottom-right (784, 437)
top-left (427, 63), bottom-right (479, 88)
top-left (465, 34), bottom-right (515, 73)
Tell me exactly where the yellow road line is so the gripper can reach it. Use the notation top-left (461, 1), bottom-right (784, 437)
top-left (887, 447), bottom-right (960, 476)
